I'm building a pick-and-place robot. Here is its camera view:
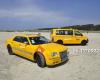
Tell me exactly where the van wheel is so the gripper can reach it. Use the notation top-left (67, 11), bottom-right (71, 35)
top-left (57, 40), bottom-right (63, 44)
top-left (81, 40), bottom-right (87, 46)
top-left (7, 45), bottom-right (13, 55)
top-left (36, 53), bottom-right (46, 68)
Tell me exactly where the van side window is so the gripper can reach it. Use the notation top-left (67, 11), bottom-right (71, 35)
top-left (56, 30), bottom-right (73, 35)
top-left (56, 30), bottom-right (64, 35)
top-left (66, 30), bottom-right (73, 35)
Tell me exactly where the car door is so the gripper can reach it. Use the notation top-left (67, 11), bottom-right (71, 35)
top-left (55, 30), bottom-right (74, 44)
top-left (74, 30), bottom-right (83, 44)
top-left (12, 36), bottom-right (23, 55)
top-left (11, 36), bottom-right (33, 60)
top-left (64, 30), bottom-right (75, 44)
top-left (18, 37), bottom-right (34, 60)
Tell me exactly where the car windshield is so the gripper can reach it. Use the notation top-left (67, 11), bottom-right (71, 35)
top-left (29, 36), bottom-right (50, 45)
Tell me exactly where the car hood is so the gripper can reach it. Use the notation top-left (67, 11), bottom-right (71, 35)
top-left (39, 43), bottom-right (68, 52)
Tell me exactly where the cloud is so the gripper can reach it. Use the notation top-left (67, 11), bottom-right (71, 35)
top-left (0, 0), bottom-right (99, 29)
top-left (0, 4), bottom-right (70, 25)
top-left (0, 0), bottom-right (72, 29)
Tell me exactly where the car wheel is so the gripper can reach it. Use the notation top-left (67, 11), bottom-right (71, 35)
top-left (7, 45), bottom-right (13, 55)
top-left (81, 40), bottom-right (87, 46)
top-left (36, 53), bottom-right (46, 68)
top-left (57, 40), bottom-right (63, 44)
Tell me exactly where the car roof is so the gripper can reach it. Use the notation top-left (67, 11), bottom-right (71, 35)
top-left (14, 34), bottom-right (41, 37)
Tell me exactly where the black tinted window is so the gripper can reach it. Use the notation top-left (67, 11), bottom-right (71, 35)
top-left (56, 30), bottom-right (73, 35)
top-left (67, 30), bottom-right (73, 35)
top-left (13, 36), bottom-right (22, 42)
top-left (29, 36), bottom-right (50, 45)
top-left (13, 36), bottom-right (29, 43)
top-left (21, 37), bottom-right (29, 43)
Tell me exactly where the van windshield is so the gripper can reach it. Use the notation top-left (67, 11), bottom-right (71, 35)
top-left (75, 31), bottom-right (83, 36)
top-left (29, 36), bottom-right (50, 45)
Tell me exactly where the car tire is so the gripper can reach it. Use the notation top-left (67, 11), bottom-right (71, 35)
top-left (7, 45), bottom-right (13, 55)
top-left (36, 53), bottom-right (46, 68)
top-left (57, 40), bottom-right (63, 44)
top-left (81, 40), bottom-right (87, 46)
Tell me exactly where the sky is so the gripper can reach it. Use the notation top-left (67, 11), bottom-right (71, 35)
top-left (0, 0), bottom-right (100, 30)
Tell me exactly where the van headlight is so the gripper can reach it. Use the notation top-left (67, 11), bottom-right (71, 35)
top-left (51, 52), bottom-right (57, 57)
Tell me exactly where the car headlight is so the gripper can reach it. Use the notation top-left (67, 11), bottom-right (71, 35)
top-left (51, 52), bottom-right (57, 57)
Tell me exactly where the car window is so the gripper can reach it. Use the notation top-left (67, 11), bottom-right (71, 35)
top-left (29, 36), bottom-right (50, 45)
top-left (75, 31), bottom-right (83, 36)
top-left (13, 36), bottom-right (29, 44)
top-left (66, 30), bottom-right (73, 35)
top-left (21, 37), bottom-right (29, 44)
top-left (13, 36), bottom-right (22, 42)
top-left (56, 30), bottom-right (73, 35)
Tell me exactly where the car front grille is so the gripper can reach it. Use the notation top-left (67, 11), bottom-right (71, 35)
top-left (60, 50), bottom-right (68, 61)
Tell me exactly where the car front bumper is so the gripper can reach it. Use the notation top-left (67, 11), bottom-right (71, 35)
top-left (46, 51), bottom-right (69, 66)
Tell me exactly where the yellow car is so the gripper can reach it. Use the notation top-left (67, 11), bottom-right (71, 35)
top-left (51, 29), bottom-right (88, 45)
top-left (6, 34), bottom-right (69, 67)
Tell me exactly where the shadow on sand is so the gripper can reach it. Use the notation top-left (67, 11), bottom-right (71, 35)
top-left (12, 54), bottom-right (69, 68)
top-left (47, 59), bottom-right (69, 68)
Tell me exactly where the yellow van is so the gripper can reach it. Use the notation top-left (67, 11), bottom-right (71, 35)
top-left (51, 29), bottom-right (88, 45)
